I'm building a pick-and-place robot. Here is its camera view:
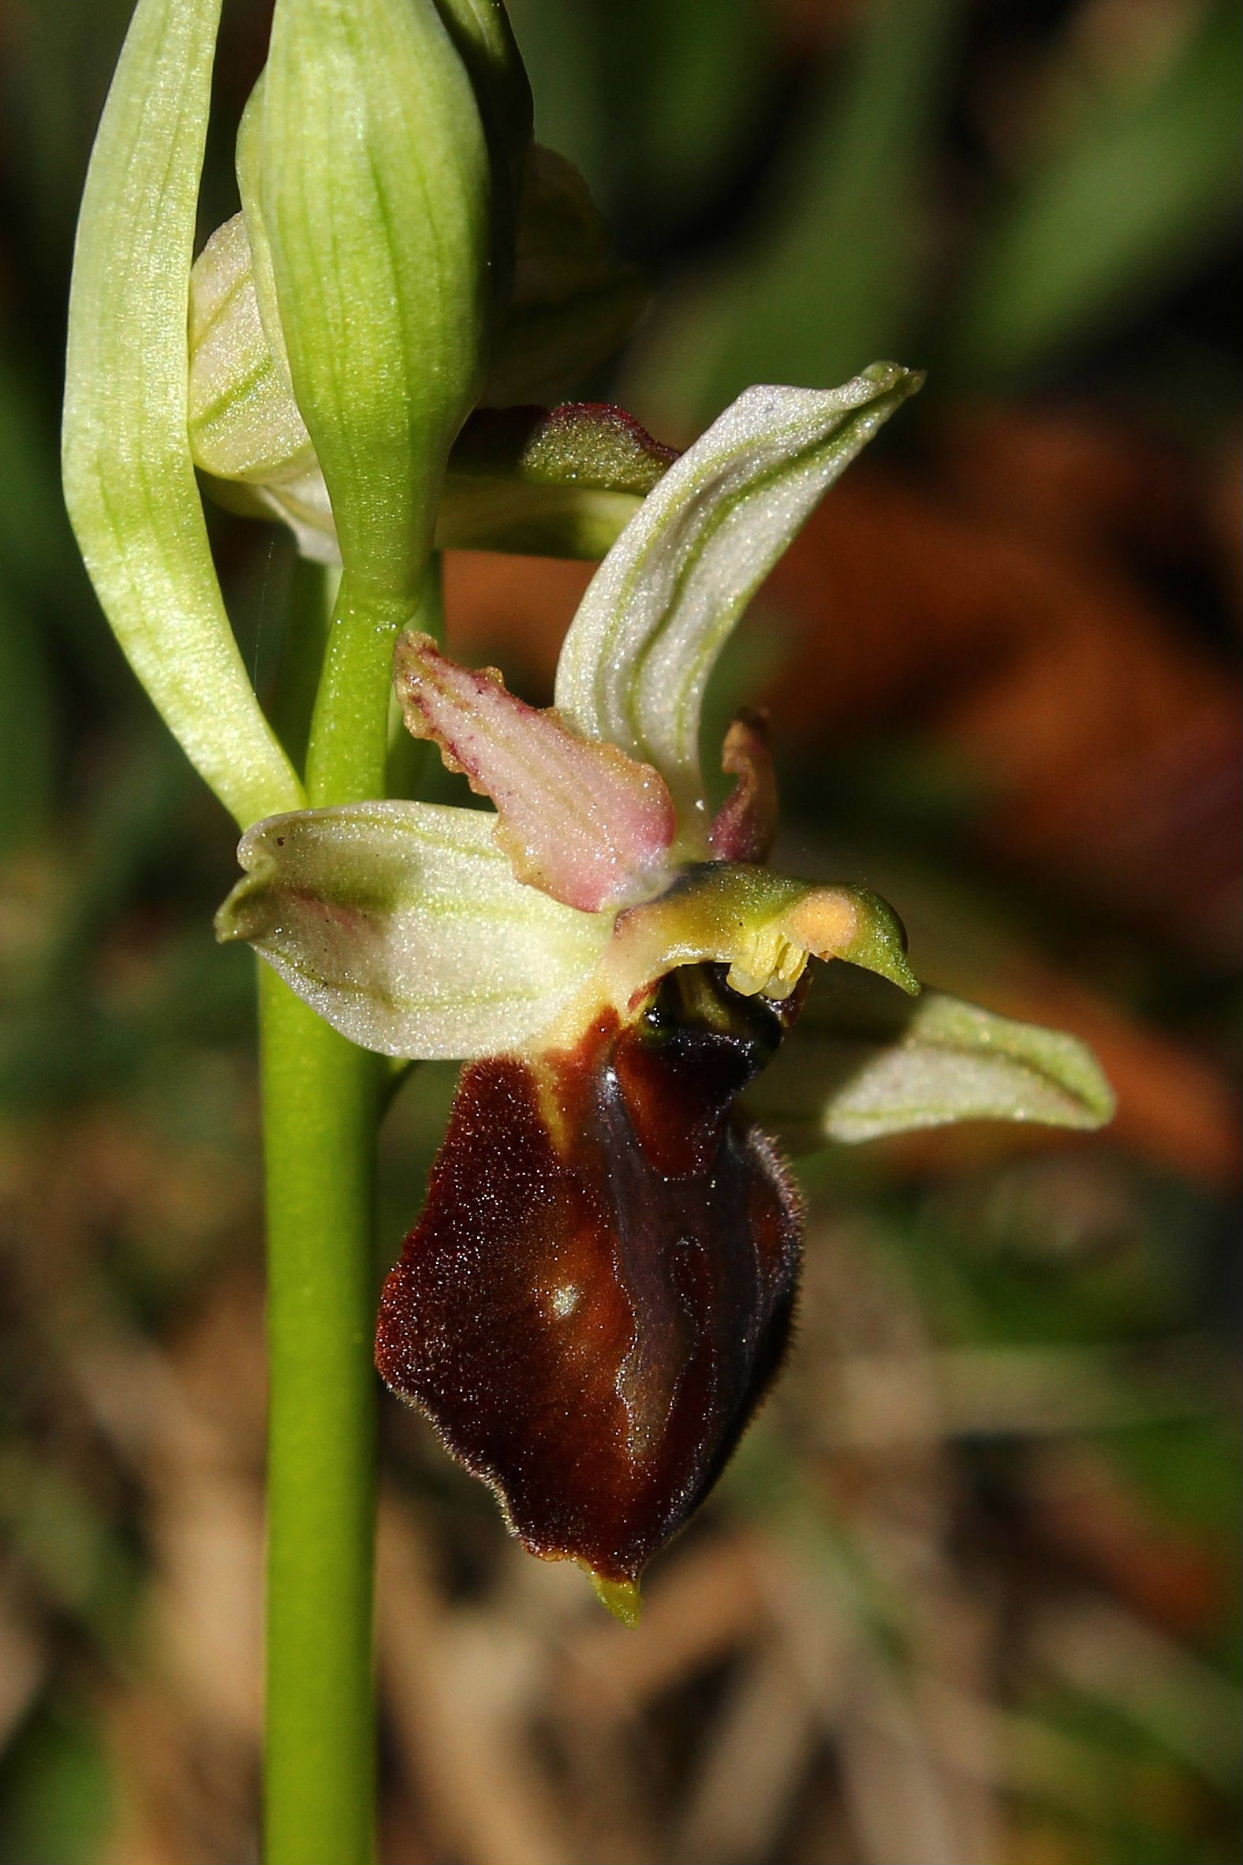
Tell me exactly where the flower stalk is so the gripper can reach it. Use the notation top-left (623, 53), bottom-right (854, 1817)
top-left (259, 965), bottom-right (381, 1865)
top-left (65, 0), bottom-right (1114, 1853)
top-left (62, 0), bottom-right (500, 1854)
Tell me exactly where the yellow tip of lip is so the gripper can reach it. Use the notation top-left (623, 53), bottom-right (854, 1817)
top-left (587, 1569), bottom-right (643, 1627)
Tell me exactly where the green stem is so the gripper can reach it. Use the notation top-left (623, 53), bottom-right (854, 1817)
top-left (304, 572), bottom-right (416, 807)
top-left (260, 968), bottom-right (381, 1865)
top-left (270, 554), bottom-right (338, 773)
top-left (260, 556), bottom-right (425, 1863)
top-left (259, 549), bottom-right (443, 1860)
top-left (386, 554), bottom-right (444, 800)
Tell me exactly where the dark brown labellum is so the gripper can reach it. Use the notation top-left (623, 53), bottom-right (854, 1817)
top-left (375, 965), bottom-right (804, 1588)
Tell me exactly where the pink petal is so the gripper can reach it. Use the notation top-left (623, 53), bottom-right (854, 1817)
top-left (709, 708), bottom-right (779, 862)
top-left (394, 632), bottom-right (677, 912)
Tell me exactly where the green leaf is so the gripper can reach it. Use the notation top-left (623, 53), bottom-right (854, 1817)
top-left (949, 0), bottom-right (1242, 378)
top-left (697, 0), bottom-right (962, 410)
top-left (750, 966), bottom-right (1116, 1147)
top-left (61, 0), bottom-right (304, 829)
top-left (593, 0), bottom-right (780, 234)
top-left (0, 582), bottom-right (54, 855)
top-left (554, 366), bottom-right (922, 834)
top-left (217, 801), bottom-right (610, 1058)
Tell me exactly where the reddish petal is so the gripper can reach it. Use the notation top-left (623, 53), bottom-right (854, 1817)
top-left (709, 707), bottom-right (779, 863)
top-left (395, 631), bottom-right (677, 912)
top-left (375, 969), bottom-right (803, 1587)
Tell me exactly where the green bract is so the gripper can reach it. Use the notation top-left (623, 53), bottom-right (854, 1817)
top-left (431, 0), bottom-right (533, 273)
top-left (62, 0), bottom-right (303, 829)
top-left (63, 0), bottom-right (514, 823)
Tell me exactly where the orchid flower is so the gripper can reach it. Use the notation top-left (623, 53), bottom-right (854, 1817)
top-left (217, 366), bottom-right (1113, 1622)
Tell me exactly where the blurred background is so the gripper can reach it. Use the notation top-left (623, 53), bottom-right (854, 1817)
top-left (1, 0), bottom-right (1239, 1859)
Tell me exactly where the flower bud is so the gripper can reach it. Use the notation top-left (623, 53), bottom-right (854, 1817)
top-left (187, 137), bottom-right (652, 565)
top-left (249, 0), bottom-right (495, 605)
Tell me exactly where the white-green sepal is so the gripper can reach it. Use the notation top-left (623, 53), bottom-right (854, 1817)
top-left (216, 802), bottom-right (611, 1059)
top-left (62, 0), bottom-right (303, 830)
top-left (750, 969), bottom-right (1116, 1147)
top-left (554, 366), bottom-right (921, 835)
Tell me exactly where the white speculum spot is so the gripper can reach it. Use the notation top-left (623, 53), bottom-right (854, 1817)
top-left (550, 1283), bottom-right (580, 1319)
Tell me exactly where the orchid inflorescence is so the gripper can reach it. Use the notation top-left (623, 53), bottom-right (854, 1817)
top-left (217, 371), bottom-right (930, 1618)
top-left (64, 0), bottom-right (1113, 1625)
